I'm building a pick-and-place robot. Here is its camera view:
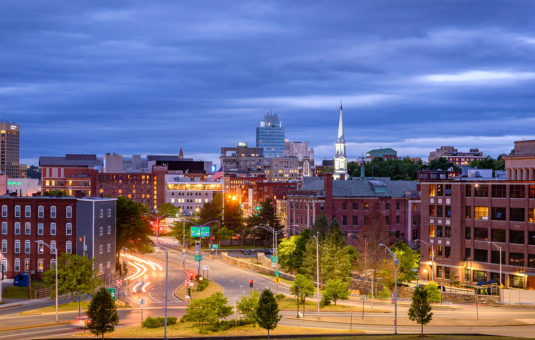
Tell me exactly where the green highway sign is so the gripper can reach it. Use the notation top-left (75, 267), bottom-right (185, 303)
top-left (191, 226), bottom-right (210, 237)
top-left (275, 270), bottom-right (279, 277)
top-left (194, 254), bottom-right (203, 261)
top-left (107, 288), bottom-right (116, 301)
top-left (210, 244), bottom-right (219, 249)
top-left (270, 256), bottom-right (278, 263)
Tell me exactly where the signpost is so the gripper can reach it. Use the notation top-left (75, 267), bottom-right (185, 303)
top-left (107, 288), bottom-right (116, 302)
top-left (274, 277), bottom-right (280, 283)
top-left (194, 254), bottom-right (202, 262)
top-left (139, 297), bottom-right (145, 323)
top-left (116, 279), bottom-right (122, 287)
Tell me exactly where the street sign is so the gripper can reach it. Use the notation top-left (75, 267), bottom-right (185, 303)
top-left (194, 254), bottom-right (203, 261)
top-left (191, 226), bottom-right (210, 237)
top-left (185, 279), bottom-right (191, 286)
top-left (274, 277), bottom-right (280, 283)
top-left (116, 279), bottom-right (122, 287)
top-left (195, 244), bottom-right (200, 253)
top-left (271, 263), bottom-right (277, 268)
top-left (189, 282), bottom-right (194, 287)
top-left (210, 244), bottom-right (219, 249)
top-left (270, 256), bottom-right (278, 263)
top-left (275, 270), bottom-right (279, 277)
top-left (202, 265), bottom-right (210, 270)
top-left (107, 288), bottom-right (116, 301)
top-left (139, 297), bottom-right (145, 306)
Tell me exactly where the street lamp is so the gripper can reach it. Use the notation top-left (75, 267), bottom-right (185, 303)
top-left (416, 239), bottom-right (434, 282)
top-left (488, 241), bottom-right (502, 288)
top-left (312, 232), bottom-right (320, 314)
top-left (252, 225), bottom-right (284, 260)
top-left (36, 241), bottom-right (58, 322)
top-left (379, 243), bottom-right (398, 335)
top-left (158, 246), bottom-right (169, 340)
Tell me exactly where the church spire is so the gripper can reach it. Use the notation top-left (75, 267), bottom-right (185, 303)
top-left (333, 102), bottom-right (348, 180)
top-left (337, 102), bottom-right (344, 143)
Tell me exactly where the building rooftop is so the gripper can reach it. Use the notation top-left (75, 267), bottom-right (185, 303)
top-left (294, 177), bottom-right (417, 198)
top-left (39, 154), bottom-right (102, 167)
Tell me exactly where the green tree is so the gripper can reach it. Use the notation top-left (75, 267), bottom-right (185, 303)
top-left (311, 215), bottom-right (330, 237)
top-left (255, 289), bottom-right (281, 340)
top-left (86, 287), bottom-right (119, 338)
top-left (157, 203), bottom-right (178, 218)
top-left (279, 229), bottom-right (312, 273)
top-left (300, 237), bottom-right (321, 279)
top-left (215, 226), bottom-right (233, 245)
top-left (408, 285), bottom-right (433, 335)
top-left (116, 197), bottom-right (153, 262)
top-left (425, 283), bottom-right (441, 303)
top-left (290, 274), bottom-right (315, 316)
top-left (42, 253), bottom-right (100, 315)
top-left (182, 292), bottom-right (233, 330)
top-left (392, 241), bottom-right (420, 284)
top-left (199, 192), bottom-right (222, 224)
top-left (237, 290), bottom-right (260, 324)
top-left (427, 157), bottom-right (454, 171)
top-left (320, 219), bottom-right (356, 283)
top-left (321, 279), bottom-right (349, 306)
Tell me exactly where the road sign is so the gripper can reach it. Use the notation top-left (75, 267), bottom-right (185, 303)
top-left (194, 254), bottom-right (203, 261)
top-left (274, 277), bottom-right (280, 283)
top-left (189, 282), bottom-right (194, 287)
top-left (202, 265), bottom-right (210, 271)
top-left (270, 256), bottom-right (278, 263)
top-left (116, 279), bottom-right (122, 287)
top-left (191, 226), bottom-right (210, 237)
top-left (185, 279), bottom-right (191, 286)
top-left (271, 263), bottom-right (277, 268)
top-left (210, 244), bottom-right (219, 249)
top-left (107, 288), bottom-right (116, 301)
top-left (139, 297), bottom-right (145, 306)
top-left (275, 270), bottom-right (279, 277)
top-left (195, 244), bottom-right (200, 253)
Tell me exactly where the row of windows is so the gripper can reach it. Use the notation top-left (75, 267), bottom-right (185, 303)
top-left (1, 222), bottom-right (71, 236)
top-left (429, 184), bottom-right (452, 197)
top-left (429, 225), bottom-right (452, 238)
top-left (98, 243), bottom-right (113, 254)
top-left (465, 227), bottom-right (535, 244)
top-left (465, 207), bottom-right (535, 222)
top-left (1, 240), bottom-right (71, 254)
top-left (98, 226), bottom-right (112, 236)
top-left (429, 245), bottom-right (451, 258)
top-left (466, 184), bottom-right (535, 198)
top-left (1, 258), bottom-right (55, 273)
top-left (429, 205), bottom-right (452, 218)
top-left (465, 247), bottom-right (535, 267)
top-left (170, 198), bottom-right (209, 204)
top-left (98, 208), bottom-right (113, 218)
top-left (2, 205), bottom-right (72, 219)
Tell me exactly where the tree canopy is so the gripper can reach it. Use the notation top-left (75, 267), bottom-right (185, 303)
top-left (255, 289), bottom-right (281, 339)
top-left (393, 241), bottom-right (420, 284)
top-left (116, 197), bottom-right (153, 260)
top-left (408, 285), bottom-right (433, 335)
top-left (87, 287), bottom-right (119, 338)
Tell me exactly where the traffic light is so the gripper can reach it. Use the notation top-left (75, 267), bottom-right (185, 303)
top-left (189, 273), bottom-right (194, 280)
top-left (249, 279), bottom-right (254, 288)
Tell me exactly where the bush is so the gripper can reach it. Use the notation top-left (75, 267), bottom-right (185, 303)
top-left (142, 316), bottom-right (177, 328)
top-left (425, 283), bottom-right (441, 303)
top-left (378, 285), bottom-right (391, 299)
top-left (197, 278), bottom-right (209, 291)
top-left (275, 294), bottom-right (285, 301)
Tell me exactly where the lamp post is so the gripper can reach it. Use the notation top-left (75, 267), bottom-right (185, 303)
top-left (488, 241), bottom-right (502, 288)
top-left (36, 241), bottom-right (58, 322)
top-left (159, 246), bottom-right (169, 339)
top-left (379, 243), bottom-right (398, 335)
top-left (252, 225), bottom-right (284, 291)
top-left (312, 232), bottom-right (320, 314)
top-left (416, 239), bottom-right (434, 282)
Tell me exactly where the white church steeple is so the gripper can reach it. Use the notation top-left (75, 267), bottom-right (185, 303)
top-left (333, 103), bottom-right (348, 180)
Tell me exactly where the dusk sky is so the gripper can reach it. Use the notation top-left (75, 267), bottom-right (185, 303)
top-left (2, 1), bottom-right (535, 166)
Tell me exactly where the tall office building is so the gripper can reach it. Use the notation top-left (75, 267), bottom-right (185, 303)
top-left (0, 123), bottom-right (20, 178)
top-left (256, 113), bottom-right (285, 158)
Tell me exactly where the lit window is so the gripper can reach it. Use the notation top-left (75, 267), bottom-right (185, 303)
top-left (38, 259), bottom-right (44, 272)
top-left (474, 207), bottom-right (489, 220)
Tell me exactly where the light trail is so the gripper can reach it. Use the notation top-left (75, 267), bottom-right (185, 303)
top-left (123, 253), bottom-right (162, 271)
top-left (132, 281), bottom-right (143, 293)
top-left (125, 261), bottom-right (142, 280)
top-left (141, 281), bottom-right (151, 293)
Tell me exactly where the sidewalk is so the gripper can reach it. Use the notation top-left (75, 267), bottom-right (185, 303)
top-left (0, 296), bottom-right (51, 310)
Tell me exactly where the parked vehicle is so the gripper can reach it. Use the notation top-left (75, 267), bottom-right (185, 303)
top-left (13, 273), bottom-right (30, 287)
top-left (263, 248), bottom-right (273, 255)
top-left (241, 249), bottom-right (251, 255)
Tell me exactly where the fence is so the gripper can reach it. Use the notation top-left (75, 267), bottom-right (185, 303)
top-left (500, 288), bottom-right (535, 305)
top-left (34, 287), bottom-right (51, 299)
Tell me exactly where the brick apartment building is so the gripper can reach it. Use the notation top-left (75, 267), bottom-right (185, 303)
top-left (39, 154), bottom-right (101, 196)
top-left (420, 181), bottom-right (535, 289)
top-left (287, 174), bottom-right (421, 243)
top-left (0, 196), bottom-right (116, 279)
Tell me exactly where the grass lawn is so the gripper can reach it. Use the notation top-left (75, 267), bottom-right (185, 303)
top-left (76, 322), bottom-right (362, 338)
top-left (174, 279), bottom-right (223, 301)
top-left (277, 296), bottom-right (388, 313)
top-left (19, 299), bottom-right (130, 315)
top-left (3, 281), bottom-right (50, 299)
top-left (305, 337), bottom-right (524, 340)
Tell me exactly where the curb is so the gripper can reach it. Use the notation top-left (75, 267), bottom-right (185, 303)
top-left (0, 320), bottom-right (70, 333)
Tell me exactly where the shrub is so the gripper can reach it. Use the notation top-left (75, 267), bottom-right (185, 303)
top-left (197, 278), bottom-right (209, 291)
top-left (378, 285), bottom-right (391, 299)
top-left (275, 294), bottom-right (285, 301)
top-left (142, 316), bottom-right (177, 328)
top-left (425, 283), bottom-right (441, 303)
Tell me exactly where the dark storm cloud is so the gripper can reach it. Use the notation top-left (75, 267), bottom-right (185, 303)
top-left (2, 0), bottom-right (535, 164)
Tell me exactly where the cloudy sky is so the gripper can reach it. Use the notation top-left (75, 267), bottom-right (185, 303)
top-left (2, 1), bottom-right (535, 166)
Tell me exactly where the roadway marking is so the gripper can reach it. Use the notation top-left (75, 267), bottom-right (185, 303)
top-left (149, 291), bottom-right (162, 303)
top-left (230, 280), bottom-right (235, 283)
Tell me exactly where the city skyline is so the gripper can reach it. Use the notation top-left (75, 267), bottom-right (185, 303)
top-left (2, 1), bottom-right (535, 165)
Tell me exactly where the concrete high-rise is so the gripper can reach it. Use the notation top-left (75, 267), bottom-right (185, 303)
top-left (256, 113), bottom-right (285, 158)
top-left (0, 123), bottom-right (20, 178)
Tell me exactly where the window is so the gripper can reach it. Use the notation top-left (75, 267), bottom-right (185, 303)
top-left (474, 228), bottom-right (488, 241)
top-left (15, 205), bottom-right (21, 217)
top-left (445, 226), bottom-right (451, 238)
top-left (474, 207), bottom-right (488, 220)
top-left (107, 261), bottom-right (111, 269)
top-left (474, 249), bottom-right (488, 262)
top-left (491, 250), bottom-right (505, 264)
top-left (436, 245), bottom-right (443, 257)
top-left (465, 248), bottom-right (471, 260)
top-left (429, 225), bottom-right (436, 238)
top-left (50, 206), bottom-right (56, 218)
top-left (530, 185), bottom-right (535, 199)
top-left (492, 185), bottom-right (506, 198)
top-left (445, 184), bottom-right (451, 196)
top-left (25, 240), bottom-right (30, 254)
top-left (529, 254), bottom-right (535, 268)
top-left (474, 184), bottom-right (488, 197)
top-left (1, 222), bottom-right (6, 235)
top-left (38, 205), bottom-right (44, 218)
top-left (395, 215), bottom-right (400, 224)
top-left (465, 184), bottom-right (471, 197)
top-left (530, 209), bottom-right (535, 223)
top-left (50, 223), bottom-right (56, 235)
top-left (492, 207), bottom-right (506, 221)
top-left (442, 206), bottom-right (450, 218)
top-left (24, 258), bottom-right (30, 272)
top-left (510, 185), bottom-right (525, 199)
top-left (107, 226), bottom-right (111, 235)
top-left (396, 202), bottom-right (400, 210)
top-left (436, 225), bottom-right (443, 237)
top-left (429, 205), bottom-right (436, 217)
top-left (465, 207), bottom-right (472, 219)
top-left (437, 206), bottom-right (443, 217)
top-left (98, 263), bottom-right (103, 273)
top-left (385, 215), bottom-right (390, 225)
top-left (14, 222), bottom-right (20, 235)
top-left (1, 205), bottom-right (7, 217)
top-left (14, 258), bottom-right (20, 272)
top-left (99, 227), bottom-right (103, 236)
top-left (66, 241), bottom-right (72, 254)
top-left (107, 208), bottom-right (111, 217)
top-left (510, 275), bottom-right (525, 288)
top-left (491, 229), bottom-right (505, 242)
top-left (14, 240), bottom-right (20, 254)
top-left (436, 265), bottom-right (443, 278)
top-left (66, 223), bottom-right (72, 236)
top-left (445, 246), bottom-right (451, 258)
top-left (342, 216), bottom-right (347, 225)
top-left (352, 203), bottom-right (358, 210)
top-left (24, 223), bottom-right (31, 235)
top-left (530, 231), bottom-right (535, 245)
top-left (99, 244), bottom-right (103, 254)
top-left (465, 227), bottom-right (471, 240)
top-left (50, 240), bottom-right (56, 254)
top-left (509, 252), bottom-right (524, 266)
top-left (50, 259), bottom-right (56, 269)
top-left (429, 184), bottom-right (436, 197)
top-left (107, 243), bottom-right (111, 253)
top-left (465, 268), bottom-right (471, 281)
top-left (342, 203), bottom-right (346, 210)
top-left (510, 230), bottom-right (525, 244)
top-left (66, 206), bottom-right (72, 218)
top-left (1, 240), bottom-right (6, 253)
top-left (99, 209), bottom-right (103, 218)
top-left (37, 241), bottom-right (44, 254)
top-left (510, 208), bottom-right (525, 222)
top-left (25, 205), bottom-right (31, 217)
top-left (473, 270), bottom-right (487, 282)
top-left (1, 259), bottom-right (6, 272)
top-left (37, 223), bottom-right (44, 235)
top-left (38, 259), bottom-right (44, 272)
top-left (436, 184), bottom-right (443, 196)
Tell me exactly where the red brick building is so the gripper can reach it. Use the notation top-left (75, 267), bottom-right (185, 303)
top-left (287, 174), bottom-right (421, 243)
top-left (39, 154), bottom-right (101, 196)
top-left (420, 180), bottom-right (535, 289)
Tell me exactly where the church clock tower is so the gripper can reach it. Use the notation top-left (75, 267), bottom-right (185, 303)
top-left (333, 103), bottom-right (348, 180)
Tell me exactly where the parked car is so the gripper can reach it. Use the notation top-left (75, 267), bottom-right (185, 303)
top-left (13, 273), bottom-right (30, 287)
top-left (241, 249), bottom-right (251, 255)
top-left (263, 248), bottom-right (273, 255)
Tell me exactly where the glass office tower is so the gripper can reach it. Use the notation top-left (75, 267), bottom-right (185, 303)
top-left (256, 113), bottom-right (285, 158)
